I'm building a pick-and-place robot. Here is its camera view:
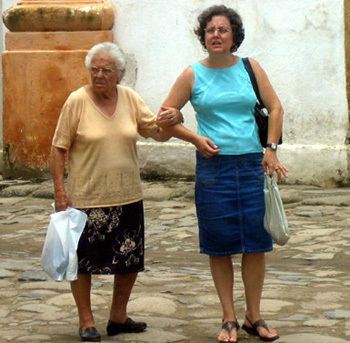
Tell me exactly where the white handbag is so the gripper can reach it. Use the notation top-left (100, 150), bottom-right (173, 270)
top-left (263, 175), bottom-right (290, 246)
top-left (41, 207), bottom-right (87, 281)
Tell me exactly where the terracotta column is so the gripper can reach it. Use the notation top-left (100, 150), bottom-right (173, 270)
top-left (2, 0), bottom-right (115, 178)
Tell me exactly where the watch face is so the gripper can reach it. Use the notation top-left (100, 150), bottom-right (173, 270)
top-left (267, 143), bottom-right (277, 150)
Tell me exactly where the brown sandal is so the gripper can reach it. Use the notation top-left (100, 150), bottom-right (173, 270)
top-left (242, 316), bottom-right (279, 342)
top-left (218, 320), bottom-right (240, 343)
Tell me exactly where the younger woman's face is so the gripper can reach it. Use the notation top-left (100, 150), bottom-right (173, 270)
top-left (204, 15), bottom-right (234, 54)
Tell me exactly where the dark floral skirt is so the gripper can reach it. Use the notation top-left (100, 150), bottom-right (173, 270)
top-left (77, 201), bottom-right (144, 274)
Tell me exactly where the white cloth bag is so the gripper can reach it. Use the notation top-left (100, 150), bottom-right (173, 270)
top-left (41, 207), bottom-right (87, 281)
top-left (263, 175), bottom-right (290, 246)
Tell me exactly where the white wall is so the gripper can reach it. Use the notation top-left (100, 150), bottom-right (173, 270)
top-left (112, 0), bottom-right (347, 141)
top-left (1, 0), bottom-right (348, 185)
top-left (111, 0), bottom-right (348, 185)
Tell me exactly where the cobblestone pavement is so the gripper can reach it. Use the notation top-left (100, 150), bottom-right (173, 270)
top-left (0, 179), bottom-right (350, 343)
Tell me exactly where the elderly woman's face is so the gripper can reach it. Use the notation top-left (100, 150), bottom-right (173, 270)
top-left (204, 15), bottom-right (234, 54)
top-left (89, 52), bottom-right (119, 94)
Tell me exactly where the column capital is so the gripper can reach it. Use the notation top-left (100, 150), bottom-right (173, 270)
top-left (3, 0), bottom-right (115, 32)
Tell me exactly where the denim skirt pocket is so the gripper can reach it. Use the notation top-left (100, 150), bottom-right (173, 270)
top-left (195, 152), bottom-right (221, 188)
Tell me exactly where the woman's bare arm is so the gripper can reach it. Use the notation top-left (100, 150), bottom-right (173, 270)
top-left (50, 146), bottom-right (72, 211)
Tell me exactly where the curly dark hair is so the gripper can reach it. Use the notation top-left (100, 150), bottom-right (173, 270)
top-left (194, 5), bottom-right (245, 53)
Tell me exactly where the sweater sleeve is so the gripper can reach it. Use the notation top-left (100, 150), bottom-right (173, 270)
top-left (127, 88), bottom-right (159, 139)
top-left (52, 91), bottom-right (81, 150)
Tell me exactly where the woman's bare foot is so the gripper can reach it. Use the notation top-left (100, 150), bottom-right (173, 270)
top-left (218, 320), bottom-right (239, 343)
top-left (242, 316), bottom-right (279, 342)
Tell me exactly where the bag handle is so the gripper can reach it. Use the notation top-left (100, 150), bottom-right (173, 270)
top-left (242, 57), bottom-right (265, 109)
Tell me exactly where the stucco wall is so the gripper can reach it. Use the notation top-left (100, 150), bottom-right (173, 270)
top-left (110, 0), bottom-right (348, 186)
top-left (1, 0), bottom-right (349, 185)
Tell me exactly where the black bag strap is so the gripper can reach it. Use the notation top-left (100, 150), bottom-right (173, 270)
top-left (242, 57), bottom-right (265, 108)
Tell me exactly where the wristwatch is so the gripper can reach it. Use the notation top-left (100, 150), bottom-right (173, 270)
top-left (266, 143), bottom-right (277, 151)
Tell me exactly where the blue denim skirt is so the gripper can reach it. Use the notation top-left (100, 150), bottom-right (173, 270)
top-left (195, 152), bottom-right (273, 256)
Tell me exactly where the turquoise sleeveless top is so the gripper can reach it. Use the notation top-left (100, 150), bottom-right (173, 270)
top-left (190, 57), bottom-right (263, 155)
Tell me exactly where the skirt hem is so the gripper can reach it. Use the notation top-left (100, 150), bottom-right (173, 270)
top-left (200, 247), bottom-right (273, 256)
top-left (78, 267), bottom-right (145, 275)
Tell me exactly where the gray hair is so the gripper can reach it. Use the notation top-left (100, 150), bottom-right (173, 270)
top-left (85, 42), bottom-right (126, 79)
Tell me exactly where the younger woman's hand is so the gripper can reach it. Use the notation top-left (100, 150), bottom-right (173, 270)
top-left (262, 150), bottom-right (288, 182)
top-left (194, 136), bottom-right (221, 158)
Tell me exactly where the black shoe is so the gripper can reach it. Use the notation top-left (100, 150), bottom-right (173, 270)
top-left (106, 317), bottom-right (147, 336)
top-left (78, 327), bottom-right (101, 342)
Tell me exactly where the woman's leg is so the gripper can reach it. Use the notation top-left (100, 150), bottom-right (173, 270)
top-left (71, 273), bottom-right (95, 330)
top-left (241, 253), bottom-right (278, 339)
top-left (109, 272), bottom-right (138, 323)
top-left (209, 255), bottom-right (238, 342)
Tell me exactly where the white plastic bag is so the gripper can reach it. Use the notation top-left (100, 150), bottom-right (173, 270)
top-left (263, 175), bottom-right (290, 246)
top-left (41, 207), bottom-right (87, 281)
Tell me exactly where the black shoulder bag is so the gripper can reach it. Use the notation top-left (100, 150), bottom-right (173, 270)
top-left (242, 57), bottom-right (282, 148)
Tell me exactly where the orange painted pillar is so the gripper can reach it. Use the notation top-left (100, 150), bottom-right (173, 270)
top-left (2, 0), bottom-right (115, 178)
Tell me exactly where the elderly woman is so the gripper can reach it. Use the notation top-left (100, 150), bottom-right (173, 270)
top-left (158, 5), bottom-right (288, 343)
top-left (51, 42), bottom-right (181, 342)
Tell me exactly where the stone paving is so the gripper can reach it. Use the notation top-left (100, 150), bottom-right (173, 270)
top-left (0, 178), bottom-right (350, 343)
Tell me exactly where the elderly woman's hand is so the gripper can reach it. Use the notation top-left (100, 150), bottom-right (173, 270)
top-left (262, 149), bottom-right (289, 183)
top-left (157, 106), bottom-right (183, 127)
top-left (54, 191), bottom-right (72, 212)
